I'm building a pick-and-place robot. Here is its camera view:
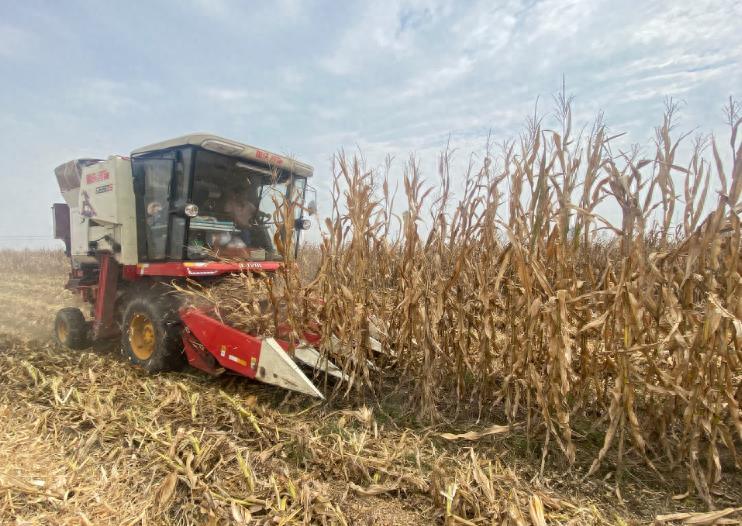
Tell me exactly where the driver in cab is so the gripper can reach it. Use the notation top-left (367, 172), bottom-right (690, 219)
top-left (208, 190), bottom-right (272, 258)
top-left (224, 193), bottom-right (258, 246)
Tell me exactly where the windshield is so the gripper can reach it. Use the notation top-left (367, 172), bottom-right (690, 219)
top-left (186, 149), bottom-right (306, 261)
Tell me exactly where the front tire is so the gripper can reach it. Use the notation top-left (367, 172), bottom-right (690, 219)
top-left (121, 295), bottom-right (184, 373)
top-left (54, 307), bottom-right (91, 350)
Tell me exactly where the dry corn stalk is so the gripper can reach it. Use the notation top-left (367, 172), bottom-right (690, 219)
top-left (185, 95), bottom-right (741, 506)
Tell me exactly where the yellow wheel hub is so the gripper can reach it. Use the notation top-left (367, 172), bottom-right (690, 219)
top-left (56, 320), bottom-right (69, 343)
top-left (129, 313), bottom-right (156, 360)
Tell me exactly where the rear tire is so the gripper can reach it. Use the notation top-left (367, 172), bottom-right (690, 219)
top-left (54, 307), bottom-right (90, 350)
top-left (121, 295), bottom-right (184, 373)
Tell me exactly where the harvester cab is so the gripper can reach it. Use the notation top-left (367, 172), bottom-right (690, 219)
top-left (51, 134), bottom-right (336, 398)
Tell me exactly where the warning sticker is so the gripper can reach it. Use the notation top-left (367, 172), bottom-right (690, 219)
top-left (86, 170), bottom-right (110, 185)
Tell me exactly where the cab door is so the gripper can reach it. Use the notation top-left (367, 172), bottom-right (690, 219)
top-left (131, 148), bottom-right (192, 261)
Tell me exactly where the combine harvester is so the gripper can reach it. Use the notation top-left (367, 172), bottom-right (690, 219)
top-left (51, 134), bottom-right (343, 398)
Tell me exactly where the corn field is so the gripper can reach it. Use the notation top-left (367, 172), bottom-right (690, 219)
top-left (211, 97), bottom-right (742, 508)
top-left (0, 100), bottom-right (739, 524)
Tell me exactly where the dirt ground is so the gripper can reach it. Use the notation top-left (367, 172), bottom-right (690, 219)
top-left (0, 263), bottom-right (740, 525)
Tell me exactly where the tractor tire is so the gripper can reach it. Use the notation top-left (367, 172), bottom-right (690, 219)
top-left (54, 307), bottom-right (91, 350)
top-left (121, 295), bottom-right (184, 373)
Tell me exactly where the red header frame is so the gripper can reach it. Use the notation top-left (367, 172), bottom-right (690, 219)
top-left (122, 260), bottom-right (281, 279)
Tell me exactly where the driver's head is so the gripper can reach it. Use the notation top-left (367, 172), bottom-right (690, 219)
top-left (224, 192), bottom-right (257, 228)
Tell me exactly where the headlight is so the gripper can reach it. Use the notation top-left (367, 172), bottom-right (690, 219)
top-left (184, 203), bottom-right (199, 217)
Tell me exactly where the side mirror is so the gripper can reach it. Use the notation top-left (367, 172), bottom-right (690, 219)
top-left (304, 184), bottom-right (318, 216)
top-left (307, 200), bottom-right (317, 216)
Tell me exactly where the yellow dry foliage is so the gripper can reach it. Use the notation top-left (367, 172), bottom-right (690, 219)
top-left (297, 98), bottom-right (741, 506)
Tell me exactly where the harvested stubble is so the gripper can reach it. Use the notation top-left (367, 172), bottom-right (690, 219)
top-left (0, 334), bottom-right (618, 525)
top-left (191, 97), bottom-right (742, 510)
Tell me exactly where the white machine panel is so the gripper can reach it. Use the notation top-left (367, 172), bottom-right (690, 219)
top-left (77, 157), bottom-right (138, 265)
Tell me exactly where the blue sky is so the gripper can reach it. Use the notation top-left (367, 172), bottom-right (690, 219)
top-left (1, 0), bottom-right (740, 248)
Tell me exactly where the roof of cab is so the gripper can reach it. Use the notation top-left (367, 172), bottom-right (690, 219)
top-left (131, 133), bottom-right (313, 178)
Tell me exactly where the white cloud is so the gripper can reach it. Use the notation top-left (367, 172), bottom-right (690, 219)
top-left (522, 0), bottom-right (597, 43)
top-left (319, 0), bottom-right (446, 75)
top-left (621, 65), bottom-right (733, 102)
top-left (630, 0), bottom-right (742, 46)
